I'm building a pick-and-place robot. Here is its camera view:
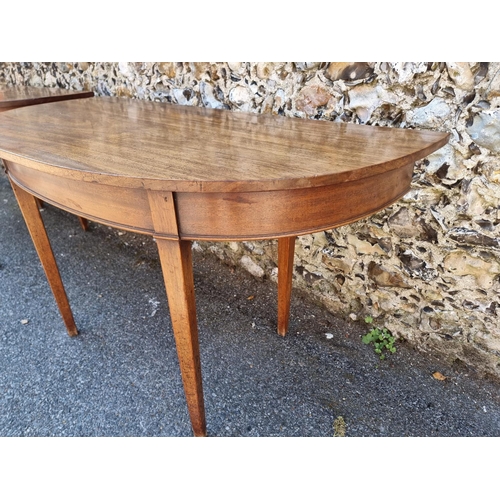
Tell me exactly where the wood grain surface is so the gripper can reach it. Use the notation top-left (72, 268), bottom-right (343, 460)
top-left (0, 86), bottom-right (94, 230)
top-left (0, 96), bottom-right (449, 192)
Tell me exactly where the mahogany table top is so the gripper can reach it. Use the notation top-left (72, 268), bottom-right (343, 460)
top-left (0, 96), bottom-right (448, 193)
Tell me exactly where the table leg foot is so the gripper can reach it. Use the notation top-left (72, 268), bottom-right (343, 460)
top-left (10, 180), bottom-right (78, 337)
top-left (156, 238), bottom-right (207, 437)
top-left (277, 236), bottom-right (296, 337)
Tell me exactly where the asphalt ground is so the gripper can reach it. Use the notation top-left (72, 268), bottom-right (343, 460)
top-left (0, 173), bottom-right (499, 438)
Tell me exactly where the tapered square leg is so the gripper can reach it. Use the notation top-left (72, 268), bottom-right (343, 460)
top-left (78, 217), bottom-right (89, 231)
top-left (155, 238), bottom-right (206, 437)
top-left (278, 236), bottom-right (296, 337)
top-left (10, 179), bottom-right (78, 337)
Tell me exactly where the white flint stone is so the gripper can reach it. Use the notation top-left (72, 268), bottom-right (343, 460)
top-left (408, 98), bottom-right (451, 127)
top-left (483, 158), bottom-right (500, 183)
top-left (261, 94), bottom-right (275, 113)
top-left (347, 233), bottom-right (388, 255)
top-left (424, 145), bottom-right (456, 174)
top-left (420, 309), bottom-right (460, 333)
top-left (229, 85), bottom-right (252, 110)
top-left (312, 232), bottom-right (329, 248)
top-left (446, 62), bottom-right (474, 91)
top-left (321, 255), bottom-right (352, 274)
top-left (200, 81), bottom-right (225, 109)
top-left (347, 86), bottom-right (379, 122)
top-left (208, 244), bottom-right (225, 259)
top-left (44, 73), bottom-right (57, 86)
top-left (272, 89), bottom-right (286, 113)
top-left (444, 251), bottom-right (500, 288)
top-left (388, 208), bottom-right (422, 238)
top-left (404, 188), bottom-right (441, 206)
top-left (118, 62), bottom-right (131, 77)
top-left (347, 85), bottom-right (397, 123)
top-left (463, 177), bottom-right (500, 216)
top-left (69, 77), bottom-right (83, 91)
top-left (256, 62), bottom-right (272, 79)
top-left (227, 62), bottom-right (246, 74)
top-left (256, 62), bottom-right (285, 80)
top-left (240, 256), bottom-right (265, 278)
top-left (191, 242), bottom-right (203, 253)
top-left (467, 110), bottom-right (500, 153)
top-left (29, 75), bottom-right (43, 86)
top-left (172, 89), bottom-right (188, 105)
top-left (392, 62), bottom-right (428, 84)
top-left (430, 207), bottom-right (449, 231)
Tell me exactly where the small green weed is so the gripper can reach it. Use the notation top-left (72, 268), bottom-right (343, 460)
top-left (362, 316), bottom-right (396, 360)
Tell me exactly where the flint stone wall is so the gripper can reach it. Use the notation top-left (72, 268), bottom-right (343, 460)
top-left (1, 62), bottom-right (499, 379)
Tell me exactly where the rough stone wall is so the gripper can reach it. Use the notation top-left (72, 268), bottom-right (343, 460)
top-left (1, 62), bottom-right (499, 379)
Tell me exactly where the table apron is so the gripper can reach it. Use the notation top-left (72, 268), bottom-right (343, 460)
top-left (176, 163), bottom-right (414, 240)
top-left (6, 160), bottom-right (162, 236)
top-left (5, 159), bottom-right (413, 241)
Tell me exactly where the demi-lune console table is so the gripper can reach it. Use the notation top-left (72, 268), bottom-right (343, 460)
top-left (0, 97), bottom-right (448, 436)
